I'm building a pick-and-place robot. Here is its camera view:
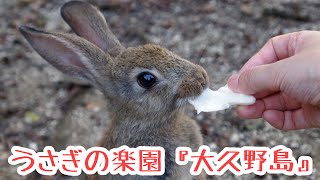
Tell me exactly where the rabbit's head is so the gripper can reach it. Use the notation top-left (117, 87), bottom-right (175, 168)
top-left (20, 1), bottom-right (209, 117)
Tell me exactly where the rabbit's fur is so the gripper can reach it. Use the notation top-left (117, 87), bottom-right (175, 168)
top-left (20, 1), bottom-right (209, 179)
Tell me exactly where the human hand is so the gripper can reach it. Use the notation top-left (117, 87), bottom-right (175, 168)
top-left (228, 31), bottom-right (320, 130)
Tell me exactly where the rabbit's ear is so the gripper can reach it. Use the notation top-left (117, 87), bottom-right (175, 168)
top-left (19, 26), bottom-right (111, 87)
top-left (61, 1), bottom-right (124, 57)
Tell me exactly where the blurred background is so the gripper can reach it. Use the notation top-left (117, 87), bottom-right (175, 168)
top-left (1, 0), bottom-right (320, 179)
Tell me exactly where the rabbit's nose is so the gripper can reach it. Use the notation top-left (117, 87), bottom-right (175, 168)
top-left (197, 66), bottom-right (209, 89)
top-left (176, 66), bottom-right (209, 99)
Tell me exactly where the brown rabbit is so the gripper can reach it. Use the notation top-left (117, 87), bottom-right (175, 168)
top-left (20, 1), bottom-right (209, 179)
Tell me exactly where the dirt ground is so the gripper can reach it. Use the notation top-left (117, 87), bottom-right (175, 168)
top-left (1, 0), bottom-right (320, 179)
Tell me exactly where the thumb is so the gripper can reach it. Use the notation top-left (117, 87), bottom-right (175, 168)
top-left (228, 62), bottom-right (286, 95)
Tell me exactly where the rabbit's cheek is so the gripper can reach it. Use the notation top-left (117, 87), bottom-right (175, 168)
top-left (132, 95), bottom-right (167, 113)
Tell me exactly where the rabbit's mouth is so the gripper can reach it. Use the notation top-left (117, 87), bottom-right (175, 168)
top-left (176, 80), bottom-right (208, 100)
top-left (176, 86), bottom-right (208, 107)
top-left (186, 88), bottom-right (208, 101)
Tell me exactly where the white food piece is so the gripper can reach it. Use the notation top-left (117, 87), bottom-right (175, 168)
top-left (188, 85), bottom-right (256, 114)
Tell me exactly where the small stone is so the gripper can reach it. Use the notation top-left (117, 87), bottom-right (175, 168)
top-left (300, 144), bottom-right (312, 155)
top-left (209, 143), bottom-right (218, 151)
top-left (24, 111), bottom-right (41, 123)
top-left (85, 102), bottom-right (101, 112)
top-left (160, 19), bottom-right (176, 29)
top-left (28, 142), bottom-right (38, 151)
top-left (230, 133), bottom-right (240, 144)
top-left (240, 3), bottom-right (253, 15)
top-left (290, 140), bottom-right (299, 149)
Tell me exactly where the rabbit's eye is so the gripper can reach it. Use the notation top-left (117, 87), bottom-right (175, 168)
top-left (137, 72), bottom-right (157, 89)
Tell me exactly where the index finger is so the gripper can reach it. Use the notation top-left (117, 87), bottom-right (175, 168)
top-left (240, 32), bottom-right (301, 73)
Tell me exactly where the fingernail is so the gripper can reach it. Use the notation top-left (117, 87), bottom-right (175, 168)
top-left (236, 105), bottom-right (253, 118)
top-left (237, 105), bottom-right (248, 112)
top-left (228, 74), bottom-right (239, 91)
